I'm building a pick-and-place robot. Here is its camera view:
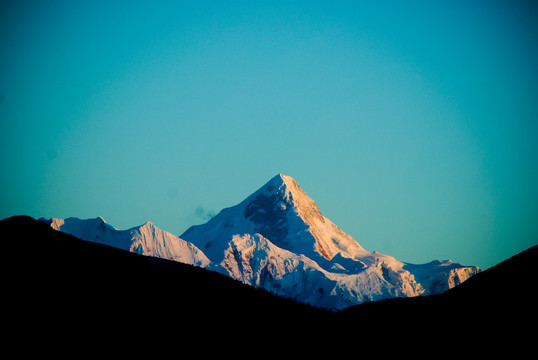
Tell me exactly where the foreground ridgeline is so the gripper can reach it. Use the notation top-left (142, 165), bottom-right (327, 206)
top-left (2, 215), bottom-right (535, 356)
top-left (42, 174), bottom-right (479, 309)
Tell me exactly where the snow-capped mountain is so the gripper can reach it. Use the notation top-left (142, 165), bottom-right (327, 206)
top-left (180, 174), bottom-right (480, 308)
top-left (43, 174), bottom-right (480, 309)
top-left (43, 217), bottom-right (212, 269)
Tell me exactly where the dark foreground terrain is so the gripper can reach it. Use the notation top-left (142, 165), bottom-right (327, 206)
top-left (2, 216), bottom-right (535, 357)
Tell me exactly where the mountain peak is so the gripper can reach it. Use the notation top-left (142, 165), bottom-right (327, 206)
top-left (273, 173), bottom-right (295, 186)
top-left (182, 173), bottom-right (366, 264)
top-left (140, 220), bottom-right (154, 228)
top-left (263, 173), bottom-right (297, 193)
top-left (273, 172), bottom-right (289, 181)
top-left (252, 173), bottom-right (325, 228)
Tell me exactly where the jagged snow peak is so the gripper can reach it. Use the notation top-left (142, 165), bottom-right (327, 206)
top-left (43, 174), bottom-right (480, 309)
top-left (45, 216), bottom-right (212, 268)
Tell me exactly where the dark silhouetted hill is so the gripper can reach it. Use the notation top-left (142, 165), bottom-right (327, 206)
top-left (2, 216), bottom-right (332, 356)
top-left (2, 215), bottom-right (535, 357)
top-left (338, 244), bottom-right (537, 353)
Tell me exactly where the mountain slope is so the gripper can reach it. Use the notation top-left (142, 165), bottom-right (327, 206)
top-left (45, 214), bottom-right (428, 309)
top-left (180, 174), bottom-right (480, 307)
top-left (43, 216), bottom-right (213, 268)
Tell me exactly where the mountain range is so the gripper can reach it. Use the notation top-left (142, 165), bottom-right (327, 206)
top-left (2, 215), bottom-right (534, 357)
top-left (40, 174), bottom-right (479, 309)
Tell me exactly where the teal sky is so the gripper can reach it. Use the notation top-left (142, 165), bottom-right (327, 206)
top-left (1, 1), bottom-right (537, 269)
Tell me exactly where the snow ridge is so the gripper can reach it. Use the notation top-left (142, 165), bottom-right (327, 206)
top-left (46, 217), bottom-right (212, 268)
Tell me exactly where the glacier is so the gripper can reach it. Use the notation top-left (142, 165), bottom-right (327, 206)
top-left (43, 173), bottom-right (480, 310)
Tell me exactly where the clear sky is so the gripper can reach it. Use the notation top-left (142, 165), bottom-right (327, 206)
top-left (1, 1), bottom-right (537, 269)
